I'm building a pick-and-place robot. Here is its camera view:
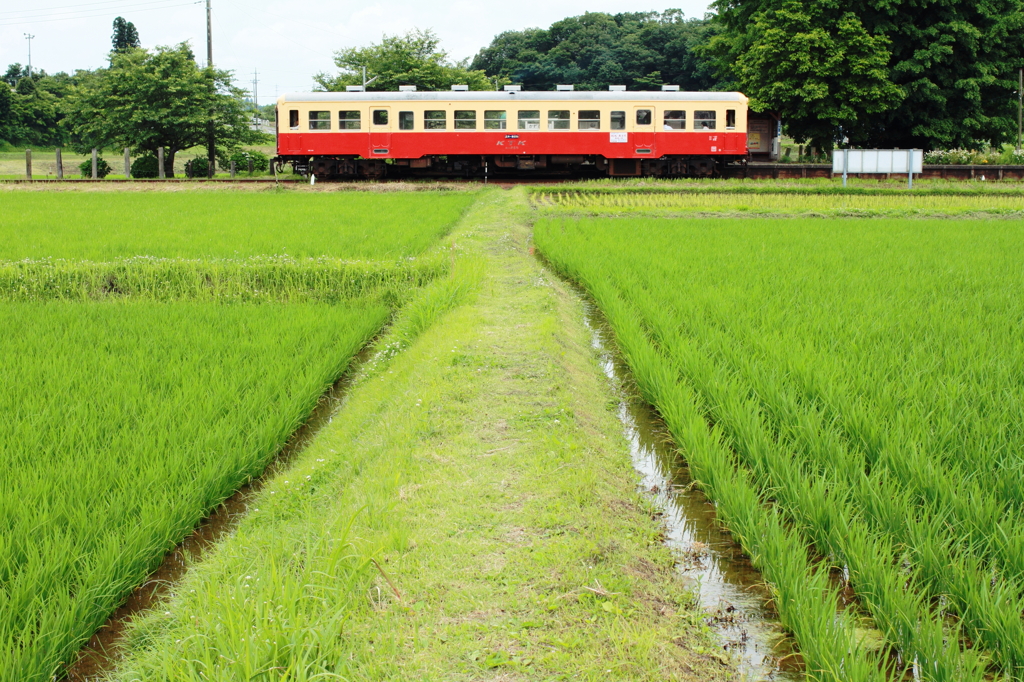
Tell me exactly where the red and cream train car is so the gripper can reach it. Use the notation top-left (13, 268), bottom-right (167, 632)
top-left (274, 87), bottom-right (750, 178)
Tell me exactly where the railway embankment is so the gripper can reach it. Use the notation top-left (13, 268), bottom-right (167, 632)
top-left (106, 188), bottom-right (730, 681)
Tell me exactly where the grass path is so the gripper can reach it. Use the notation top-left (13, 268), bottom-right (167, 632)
top-left (111, 187), bottom-right (728, 681)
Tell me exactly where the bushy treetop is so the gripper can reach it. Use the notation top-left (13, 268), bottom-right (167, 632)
top-left (314, 29), bottom-right (494, 92)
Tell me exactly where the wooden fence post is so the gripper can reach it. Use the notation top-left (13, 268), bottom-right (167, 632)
top-left (247, 157), bottom-right (254, 174)
top-left (230, 159), bottom-right (236, 178)
top-left (124, 148), bottom-right (131, 179)
top-left (91, 149), bottom-right (98, 179)
top-left (158, 147), bottom-right (165, 179)
top-left (55, 148), bottom-right (63, 179)
top-left (25, 149), bottom-right (32, 180)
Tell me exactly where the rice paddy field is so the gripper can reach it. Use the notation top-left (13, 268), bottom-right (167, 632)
top-left (0, 191), bottom-right (475, 260)
top-left (4, 181), bottom-right (1024, 682)
top-left (0, 189), bottom-right (469, 682)
top-left (537, 188), bottom-right (1024, 215)
top-left (535, 208), bottom-right (1024, 681)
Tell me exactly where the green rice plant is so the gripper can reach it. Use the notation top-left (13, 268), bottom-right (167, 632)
top-left (534, 190), bottom-right (1024, 216)
top-left (0, 191), bottom-right (476, 260)
top-left (0, 254), bottom-right (449, 305)
top-left (557, 276), bottom-right (887, 681)
top-left (0, 301), bottom-right (387, 682)
top-left (535, 214), bottom-right (1024, 680)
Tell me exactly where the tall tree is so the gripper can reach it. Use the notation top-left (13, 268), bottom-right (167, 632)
top-left (0, 83), bottom-right (13, 144)
top-left (471, 11), bottom-right (723, 91)
top-left (707, 0), bottom-right (900, 148)
top-left (111, 17), bottom-right (141, 53)
top-left (64, 43), bottom-right (261, 176)
top-left (710, 0), bottom-right (1024, 149)
top-left (314, 29), bottom-right (494, 91)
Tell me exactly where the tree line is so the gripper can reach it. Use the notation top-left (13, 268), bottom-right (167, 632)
top-left (317, 5), bottom-right (1024, 151)
top-left (0, 18), bottom-right (263, 177)
top-left (3, 4), bottom-right (1022, 156)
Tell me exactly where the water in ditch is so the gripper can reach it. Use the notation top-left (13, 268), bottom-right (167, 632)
top-left (583, 303), bottom-right (803, 681)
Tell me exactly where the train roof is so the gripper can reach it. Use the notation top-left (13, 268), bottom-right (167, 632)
top-left (279, 91), bottom-right (748, 104)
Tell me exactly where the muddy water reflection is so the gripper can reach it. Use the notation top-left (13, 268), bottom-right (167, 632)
top-left (583, 305), bottom-right (802, 681)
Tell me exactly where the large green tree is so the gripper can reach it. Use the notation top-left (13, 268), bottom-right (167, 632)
top-left (707, 1), bottom-right (900, 148)
top-left (314, 29), bottom-right (494, 91)
top-left (0, 83), bottom-right (13, 144)
top-left (710, 0), bottom-right (1024, 149)
top-left (0, 68), bottom-right (69, 147)
top-left (63, 43), bottom-right (261, 176)
top-left (111, 17), bottom-right (141, 53)
top-left (471, 11), bottom-right (723, 91)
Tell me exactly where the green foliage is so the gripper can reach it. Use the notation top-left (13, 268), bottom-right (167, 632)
top-left (538, 189), bottom-right (1024, 216)
top-left (77, 156), bottom-right (112, 178)
top-left (0, 83), bottom-right (11, 143)
top-left (186, 155), bottom-right (211, 178)
top-left (129, 153), bottom-right (159, 178)
top-left (0, 66), bottom-right (86, 147)
top-left (471, 11), bottom-right (723, 91)
top-left (707, 0), bottom-right (900, 149)
top-left (111, 16), bottom-right (141, 53)
top-left (2, 63), bottom-right (32, 87)
top-left (314, 29), bottom-right (494, 92)
top-left (710, 0), bottom-right (1024, 149)
top-left (536, 213), bottom-right (1024, 680)
top-left (220, 148), bottom-right (269, 173)
top-left (63, 43), bottom-right (262, 177)
top-left (0, 191), bottom-right (477, 260)
top-left (0, 301), bottom-right (387, 681)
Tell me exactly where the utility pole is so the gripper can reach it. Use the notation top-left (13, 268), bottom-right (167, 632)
top-left (206, 0), bottom-right (215, 179)
top-left (24, 34), bottom-right (35, 77)
top-left (1018, 67), bottom-right (1022, 152)
top-left (253, 69), bottom-right (259, 126)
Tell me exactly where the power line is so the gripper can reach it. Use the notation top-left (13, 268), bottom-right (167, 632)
top-left (0, 0), bottom-right (194, 18)
top-left (0, 1), bottom-right (201, 26)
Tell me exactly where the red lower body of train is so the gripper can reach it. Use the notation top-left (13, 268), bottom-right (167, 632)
top-left (274, 130), bottom-right (748, 179)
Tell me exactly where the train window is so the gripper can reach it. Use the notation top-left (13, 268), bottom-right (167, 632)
top-left (484, 111), bottom-right (507, 130)
top-left (424, 110), bottom-right (447, 130)
top-left (398, 111), bottom-right (414, 130)
top-left (518, 110), bottom-right (541, 131)
top-left (610, 111), bottom-right (626, 130)
top-left (547, 110), bottom-right (570, 130)
top-left (455, 110), bottom-right (477, 130)
top-left (635, 109), bottom-right (652, 126)
top-left (339, 111), bottom-right (361, 130)
top-left (372, 109), bottom-right (389, 125)
top-left (289, 110), bottom-right (299, 129)
top-left (578, 111), bottom-right (601, 130)
top-left (309, 111), bottom-right (331, 130)
top-left (663, 111), bottom-right (685, 130)
top-left (726, 109), bottom-right (736, 129)
top-left (694, 110), bottom-right (716, 130)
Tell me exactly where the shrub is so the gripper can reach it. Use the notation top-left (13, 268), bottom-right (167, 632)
top-left (78, 156), bottom-right (112, 179)
top-left (130, 154), bottom-right (159, 178)
top-left (186, 156), bottom-right (212, 178)
top-left (224, 149), bottom-right (270, 173)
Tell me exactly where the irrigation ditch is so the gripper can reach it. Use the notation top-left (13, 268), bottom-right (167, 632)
top-left (63, 341), bottom-right (379, 682)
top-left (575, 292), bottom-right (804, 680)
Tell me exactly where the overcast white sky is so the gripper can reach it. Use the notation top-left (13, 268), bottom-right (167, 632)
top-left (0, 0), bottom-right (712, 104)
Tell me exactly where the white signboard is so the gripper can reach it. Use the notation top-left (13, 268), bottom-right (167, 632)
top-left (833, 149), bottom-right (923, 174)
top-left (610, 132), bottom-right (628, 143)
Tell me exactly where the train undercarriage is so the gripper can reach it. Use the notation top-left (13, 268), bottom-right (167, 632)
top-left (275, 154), bottom-right (747, 180)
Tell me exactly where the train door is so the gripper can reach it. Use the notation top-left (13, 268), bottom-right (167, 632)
top-left (633, 106), bottom-right (654, 153)
top-left (369, 107), bottom-right (391, 154)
